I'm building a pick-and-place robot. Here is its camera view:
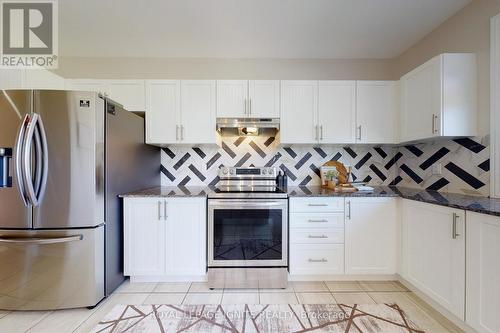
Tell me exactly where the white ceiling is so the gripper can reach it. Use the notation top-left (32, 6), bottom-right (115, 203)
top-left (59, 0), bottom-right (471, 59)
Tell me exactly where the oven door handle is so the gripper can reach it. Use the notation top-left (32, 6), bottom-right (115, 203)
top-left (209, 200), bottom-right (286, 207)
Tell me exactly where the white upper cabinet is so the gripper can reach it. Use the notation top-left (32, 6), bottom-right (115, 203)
top-left (466, 212), bottom-right (500, 333)
top-left (318, 81), bottom-right (356, 144)
top-left (216, 80), bottom-right (248, 118)
top-left (146, 80), bottom-right (216, 145)
top-left (106, 80), bottom-right (146, 112)
top-left (0, 69), bottom-right (25, 89)
top-left (24, 69), bottom-right (65, 90)
top-left (401, 199), bottom-right (465, 320)
top-left (400, 53), bottom-right (476, 142)
top-left (65, 79), bottom-right (107, 94)
top-left (248, 80), bottom-right (280, 118)
top-left (345, 197), bottom-right (397, 275)
top-left (145, 80), bottom-right (181, 145)
top-left (180, 80), bottom-right (216, 144)
top-left (217, 80), bottom-right (279, 118)
top-left (356, 81), bottom-right (399, 144)
top-left (280, 80), bottom-right (318, 144)
top-left (0, 69), bottom-right (64, 90)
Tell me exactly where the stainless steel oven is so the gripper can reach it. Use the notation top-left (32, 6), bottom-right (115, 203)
top-left (208, 198), bottom-right (288, 267)
top-left (207, 166), bottom-right (289, 289)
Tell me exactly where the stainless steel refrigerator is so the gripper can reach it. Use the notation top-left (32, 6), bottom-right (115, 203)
top-left (0, 90), bottom-right (159, 310)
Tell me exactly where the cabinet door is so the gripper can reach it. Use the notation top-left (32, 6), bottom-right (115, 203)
top-left (466, 212), bottom-right (500, 333)
top-left (24, 69), bottom-right (65, 90)
top-left (401, 200), bottom-right (465, 319)
top-left (318, 81), bottom-right (356, 144)
top-left (106, 80), bottom-right (146, 111)
top-left (280, 80), bottom-right (318, 144)
top-left (0, 69), bottom-right (24, 89)
top-left (124, 198), bottom-right (166, 276)
top-left (216, 80), bottom-right (248, 117)
top-left (180, 80), bottom-right (216, 144)
top-left (345, 198), bottom-right (397, 275)
top-left (165, 198), bottom-right (206, 276)
top-left (145, 80), bottom-right (181, 145)
top-left (356, 81), bottom-right (399, 144)
top-left (400, 57), bottom-right (441, 142)
top-left (248, 80), bottom-right (280, 118)
top-left (65, 79), bottom-right (107, 94)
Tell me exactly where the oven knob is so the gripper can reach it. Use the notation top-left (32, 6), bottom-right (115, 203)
top-left (262, 169), bottom-right (267, 175)
top-left (222, 169), bottom-right (228, 175)
top-left (229, 169), bottom-right (235, 175)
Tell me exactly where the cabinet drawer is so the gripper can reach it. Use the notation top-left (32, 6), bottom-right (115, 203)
top-left (290, 229), bottom-right (344, 244)
top-left (290, 244), bottom-right (344, 275)
top-left (290, 197), bottom-right (344, 213)
top-left (290, 213), bottom-right (344, 228)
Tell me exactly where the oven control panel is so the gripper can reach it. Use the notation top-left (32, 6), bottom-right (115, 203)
top-left (219, 167), bottom-right (277, 178)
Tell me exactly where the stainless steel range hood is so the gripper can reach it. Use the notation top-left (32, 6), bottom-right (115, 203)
top-left (216, 118), bottom-right (280, 136)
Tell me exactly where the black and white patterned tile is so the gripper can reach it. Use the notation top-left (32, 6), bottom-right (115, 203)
top-left (395, 136), bottom-right (490, 196)
top-left (160, 134), bottom-right (491, 196)
top-left (161, 133), bottom-right (399, 187)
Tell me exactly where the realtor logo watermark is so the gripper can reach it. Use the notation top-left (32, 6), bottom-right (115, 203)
top-left (1, 0), bottom-right (58, 68)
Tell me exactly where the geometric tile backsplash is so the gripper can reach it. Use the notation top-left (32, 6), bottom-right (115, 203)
top-left (160, 133), bottom-right (490, 196)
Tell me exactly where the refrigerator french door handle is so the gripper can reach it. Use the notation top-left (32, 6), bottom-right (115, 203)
top-left (0, 234), bottom-right (83, 245)
top-left (22, 114), bottom-right (42, 206)
top-left (37, 115), bottom-right (49, 203)
top-left (14, 114), bottom-right (30, 206)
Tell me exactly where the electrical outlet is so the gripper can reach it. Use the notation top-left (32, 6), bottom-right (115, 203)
top-left (432, 163), bottom-right (442, 175)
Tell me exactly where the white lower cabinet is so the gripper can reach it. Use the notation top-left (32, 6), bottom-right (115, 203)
top-left (401, 199), bottom-right (465, 320)
top-left (124, 197), bottom-right (206, 278)
top-left (466, 212), bottom-right (500, 333)
top-left (289, 197), bottom-right (345, 276)
top-left (124, 198), bottom-right (166, 276)
top-left (345, 197), bottom-right (397, 275)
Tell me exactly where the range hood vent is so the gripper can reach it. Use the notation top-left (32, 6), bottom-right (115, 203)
top-left (216, 118), bottom-right (280, 136)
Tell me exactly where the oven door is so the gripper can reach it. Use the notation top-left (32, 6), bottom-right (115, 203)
top-left (208, 199), bottom-right (288, 267)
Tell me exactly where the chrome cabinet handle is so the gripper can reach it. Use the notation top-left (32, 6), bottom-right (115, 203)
top-left (176, 125), bottom-right (179, 140)
top-left (452, 213), bottom-right (460, 239)
top-left (320, 125), bottom-right (323, 140)
top-left (164, 200), bottom-right (167, 220)
top-left (432, 114), bottom-right (439, 134)
top-left (308, 235), bottom-right (328, 239)
top-left (0, 234), bottom-right (83, 245)
top-left (307, 203), bottom-right (328, 207)
top-left (307, 219), bottom-right (328, 223)
top-left (14, 114), bottom-right (29, 206)
top-left (314, 125), bottom-right (318, 141)
top-left (244, 98), bottom-right (248, 116)
top-left (249, 99), bottom-right (252, 115)
top-left (158, 201), bottom-right (162, 220)
top-left (308, 258), bottom-right (327, 263)
top-left (357, 125), bottom-right (362, 141)
top-left (346, 200), bottom-right (351, 220)
top-left (180, 125), bottom-right (184, 140)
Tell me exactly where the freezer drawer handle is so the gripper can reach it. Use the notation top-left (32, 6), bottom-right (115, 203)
top-left (0, 234), bottom-right (83, 245)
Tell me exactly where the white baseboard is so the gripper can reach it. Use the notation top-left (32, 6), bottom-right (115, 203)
top-left (288, 274), bottom-right (398, 281)
top-left (397, 275), bottom-right (478, 333)
top-left (130, 275), bottom-right (207, 283)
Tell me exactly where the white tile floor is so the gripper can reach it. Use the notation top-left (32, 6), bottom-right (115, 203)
top-left (0, 280), bottom-right (464, 333)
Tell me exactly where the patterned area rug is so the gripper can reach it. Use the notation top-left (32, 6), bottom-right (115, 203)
top-left (92, 303), bottom-right (425, 332)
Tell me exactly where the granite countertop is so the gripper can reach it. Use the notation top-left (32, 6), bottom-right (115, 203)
top-left (121, 185), bottom-right (500, 217)
top-left (119, 186), bottom-right (212, 198)
top-left (288, 186), bottom-right (500, 217)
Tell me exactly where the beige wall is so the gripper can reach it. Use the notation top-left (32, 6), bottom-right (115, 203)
top-left (392, 0), bottom-right (500, 136)
top-left (54, 57), bottom-right (393, 80)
